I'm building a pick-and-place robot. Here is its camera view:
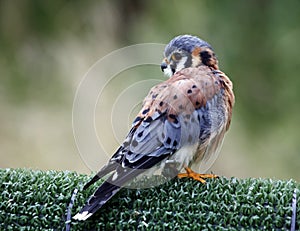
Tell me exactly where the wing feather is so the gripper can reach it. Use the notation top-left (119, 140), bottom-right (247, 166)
top-left (124, 66), bottom-right (222, 162)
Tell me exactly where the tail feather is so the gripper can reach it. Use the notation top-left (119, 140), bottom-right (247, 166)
top-left (83, 162), bottom-right (118, 190)
top-left (74, 154), bottom-right (169, 221)
top-left (73, 181), bottom-right (121, 220)
top-left (73, 166), bottom-right (142, 221)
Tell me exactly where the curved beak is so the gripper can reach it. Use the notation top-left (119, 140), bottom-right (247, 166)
top-left (160, 62), bottom-right (168, 72)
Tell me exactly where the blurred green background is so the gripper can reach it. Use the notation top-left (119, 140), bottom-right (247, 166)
top-left (0, 0), bottom-right (299, 181)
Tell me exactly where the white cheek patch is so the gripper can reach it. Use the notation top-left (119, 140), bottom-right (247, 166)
top-left (163, 66), bottom-right (174, 78)
top-left (176, 56), bottom-right (188, 72)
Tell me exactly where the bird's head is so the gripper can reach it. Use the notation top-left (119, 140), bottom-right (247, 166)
top-left (161, 35), bottom-right (219, 77)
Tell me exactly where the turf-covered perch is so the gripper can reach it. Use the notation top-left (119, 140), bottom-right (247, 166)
top-left (0, 168), bottom-right (298, 230)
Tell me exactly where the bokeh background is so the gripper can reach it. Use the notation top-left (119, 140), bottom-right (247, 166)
top-left (1, 0), bottom-right (299, 181)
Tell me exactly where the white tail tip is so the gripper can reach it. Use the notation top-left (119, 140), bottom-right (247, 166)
top-left (73, 211), bottom-right (93, 221)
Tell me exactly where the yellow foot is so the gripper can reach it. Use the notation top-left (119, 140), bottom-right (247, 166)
top-left (177, 167), bottom-right (218, 184)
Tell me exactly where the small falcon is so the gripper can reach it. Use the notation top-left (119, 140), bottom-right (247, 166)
top-left (73, 35), bottom-right (234, 220)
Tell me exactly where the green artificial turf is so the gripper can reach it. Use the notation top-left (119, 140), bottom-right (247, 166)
top-left (0, 168), bottom-right (299, 230)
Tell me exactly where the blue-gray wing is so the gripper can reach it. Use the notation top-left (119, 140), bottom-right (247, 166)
top-left (112, 66), bottom-right (225, 170)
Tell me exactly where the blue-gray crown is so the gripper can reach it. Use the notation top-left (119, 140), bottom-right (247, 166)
top-left (164, 35), bottom-right (213, 56)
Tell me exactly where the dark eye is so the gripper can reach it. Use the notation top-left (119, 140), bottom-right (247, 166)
top-left (171, 52), bottom-right (182, 61)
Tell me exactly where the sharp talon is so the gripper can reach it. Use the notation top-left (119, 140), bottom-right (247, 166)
top-left (177, 167), bottom-right (218, 184)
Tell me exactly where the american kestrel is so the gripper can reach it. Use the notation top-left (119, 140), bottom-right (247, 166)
top-left (73, 35), bottom-right (234, 220)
